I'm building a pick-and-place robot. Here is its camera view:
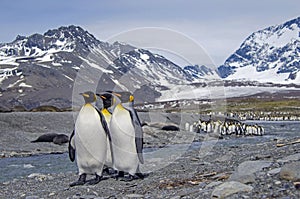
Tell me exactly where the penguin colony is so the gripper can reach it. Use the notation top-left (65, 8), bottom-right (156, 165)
top-left (68, 91), bottom-right (144, 187)
top-left (191, 119), bottom-right (264, 136)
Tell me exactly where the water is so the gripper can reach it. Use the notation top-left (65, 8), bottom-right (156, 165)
top-left (0, 121), bottom-right (299, 182)
top-left (0, 153), bottom-right (76, 182)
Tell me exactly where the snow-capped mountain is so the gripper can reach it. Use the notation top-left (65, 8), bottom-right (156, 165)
top-left (0, 25), bottom-right (211, 111)
top-left (184, 65), bottom-right (217, 79)
top-left (218, 16), bottom-right (300, 84)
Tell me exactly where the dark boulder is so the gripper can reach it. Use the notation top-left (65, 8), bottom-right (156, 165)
top-left (161, 125), bottom-right (180, 131)
top-left (31, 133), bottom-right (69, 145)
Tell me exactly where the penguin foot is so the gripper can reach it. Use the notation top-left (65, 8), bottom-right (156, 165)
top-left (120, 174), bottom-right (140, 182)
top-left (120, 174), bottom-right (134, 182)
top-left (86, 174), bottom-right (102, 185)
top-left (103, 167), bottom-right (110, 175)
top-left (103, 167), bottom-right (116, 175)
top-left (135, 172), bottom-right (145, 179)
top-left (114, 171), bottom-right (125, 180)
top-left (70, 174), bottom-right (86, 187)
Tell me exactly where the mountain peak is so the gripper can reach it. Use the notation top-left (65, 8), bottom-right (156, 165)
top-left (218, 16), bottom-right (300, 83)
top-left (0, 25), bottom-right (214, 110)
top-left (282, 16), bottom-right (300, 28)
top-left (44, 25), bottom-right (100, 45)
top-left (14, 35), bottom-right (27, 42)
top-left (0, 25), bottom-right (105, 58)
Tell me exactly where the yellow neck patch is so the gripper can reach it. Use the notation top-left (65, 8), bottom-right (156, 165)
top-left (101, 108), bottom-right (111, 116)
top-left (117, 103), bottom-right (125, 110)
top-left (84, 103), bottom-right (93, 107)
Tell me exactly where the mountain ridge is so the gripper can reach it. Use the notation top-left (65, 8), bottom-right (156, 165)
top-left (0, 25), bottom-right (215, 110)
top-left (218, 16), bottom-right (300, 84)
top-left (1, 17), bottom-right (300, 112)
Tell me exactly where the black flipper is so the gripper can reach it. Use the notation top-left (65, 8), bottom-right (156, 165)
top-left (95, 107), bottom-right (110, 139)
top-left (94, 106), bottom-right (114, 164)
top-left (128, 108), bottom-right (144, 164)
top-left (68, 130), bottom-right (75, 162)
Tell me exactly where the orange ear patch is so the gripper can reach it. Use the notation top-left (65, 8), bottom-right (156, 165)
top-left (129, 95), bottom-right (134, 102)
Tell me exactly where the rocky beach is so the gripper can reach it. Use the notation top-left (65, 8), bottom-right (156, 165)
top-left (0, 112), bottom-right (299, 198)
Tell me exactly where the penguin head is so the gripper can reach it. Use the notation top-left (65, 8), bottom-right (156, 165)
top-left (113, 91), bottom-right (134, 103)
top-left (96, 92), bottom-right (113, 109)
top-left (80, 91), bottom-right (96, 104)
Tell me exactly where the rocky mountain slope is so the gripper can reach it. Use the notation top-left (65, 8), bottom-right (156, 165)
top-left (0, 25), bottom-right (215, 111)
top-left (1, 16), bottom-right (300, 111)
top-left (218, 16), bottom-right (300, 84)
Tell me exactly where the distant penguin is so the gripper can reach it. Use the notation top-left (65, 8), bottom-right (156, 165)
top-left (68, 91), bottom-right (110, 187)
top-left (108, 91), bottom-right (144, 180)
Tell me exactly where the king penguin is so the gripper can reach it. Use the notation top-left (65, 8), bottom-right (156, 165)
top-left (107, 91), bottom-right (144, 180)
top-left (68, 91), bottom-right (110, 186)
top-left (95, 92), bottom-right (114, 171)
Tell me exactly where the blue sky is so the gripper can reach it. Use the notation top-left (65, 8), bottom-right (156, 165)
top-left (1, 0), bottom-right (299, 66)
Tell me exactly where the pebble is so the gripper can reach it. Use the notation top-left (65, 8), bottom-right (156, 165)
top-left (206, 181), bottom-right (223, 188)
top-left (27, 173), bottom-right (54, 181)
top-left (280, 162), bottom-right (300, 181)
top-left (229, 173), bottom-right (255, 184)
top-left (277, 153), bottom-right (300, 163)
top-left (229, 160), bottom-right (272, 183)
top-left (49, 192), bottom-right (55, 196)
top-left (77, 195), bottom-right (98, 199)
top-left (2, 181), bottom-right (10, 185)
top-left (125, 193), bottom-right (144, 198)
top-left (25, 196), bottom-right (40, 199)
top-left (216, 154), bottom-right (233, 162)
top-left (236, 160), bottom-right (272, 174)
top-left (274, 181), bottom-right (281, 185)
top-left (211, 181), bottom-right (253, 198)
top-left (267, 168), bottom-right (281, 176)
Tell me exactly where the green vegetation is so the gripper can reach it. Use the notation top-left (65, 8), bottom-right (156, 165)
top-left (226, 98), bottom-right (300, 113)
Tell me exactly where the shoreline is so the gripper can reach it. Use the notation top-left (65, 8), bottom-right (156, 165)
top-left (1, 138), bottom-right (299, 198)
top-left (0, 112), bottom-right (299, 198)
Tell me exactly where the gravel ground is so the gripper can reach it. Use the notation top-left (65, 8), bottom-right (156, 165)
top-left (0, 112), bottom-right (299, 198)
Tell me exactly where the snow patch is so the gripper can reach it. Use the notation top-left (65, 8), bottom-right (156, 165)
top-left (63, 74), bottom-right (74, 81)
top-left (52, 62), bottom-right (62, 67)
top-left (80, 57), bottom-right (113, 74)
top-left (19, 82), bottom-right (33, 88)
top-left (225, 64), bottom-right (294, 84)
top-left (159, 84), bottom-right (299, 102)
top-left (140, 53), bottom-right (149, 62)
top-left (72, 66), bottom-right (80, 70)
top-left (7, 79), bottom-right (23, 88)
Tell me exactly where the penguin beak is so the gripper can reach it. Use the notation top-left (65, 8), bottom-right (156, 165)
top-left (112, 92), bottom-right (122, 97)
top-left (80, 93), bottom-right (89, 98)
top-left (96, 93), bottom-right (107, 99)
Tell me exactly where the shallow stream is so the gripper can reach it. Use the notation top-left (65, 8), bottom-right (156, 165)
top-left (0, 121), bottom-right (299, 182)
